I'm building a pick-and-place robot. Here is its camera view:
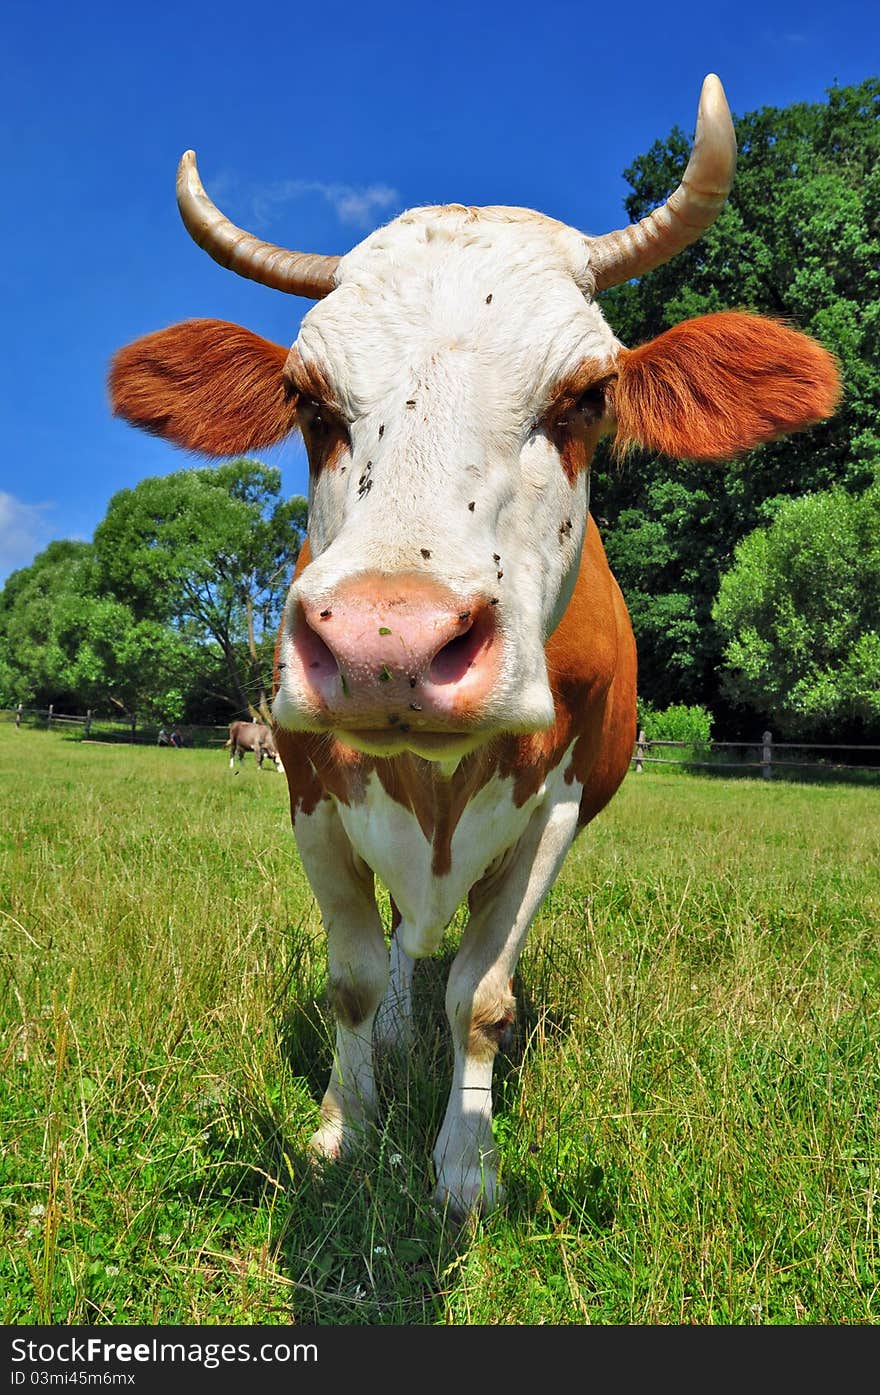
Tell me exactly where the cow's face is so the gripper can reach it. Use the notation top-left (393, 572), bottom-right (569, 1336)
top-left (110, 77), bottom-right (840, 764)
top-left (274, 207), bottom-right (618, 758)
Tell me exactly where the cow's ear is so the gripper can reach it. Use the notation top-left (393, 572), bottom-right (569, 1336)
top-left (109, 318), bottom-right (298, 456)
top-left (611, 311), bottom-right (841, 462)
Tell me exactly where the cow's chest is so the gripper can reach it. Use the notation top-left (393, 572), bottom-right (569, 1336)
top-left (332, 753), bottom-right (575, 955)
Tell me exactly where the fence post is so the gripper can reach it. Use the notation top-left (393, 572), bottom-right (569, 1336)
top-left (762, 730), bottom-right (773, 780)
top-left (15, 703), bottom-right (22, 728)
top-left (47, 703), bottom-right (54, 730)
top-left (85, 709), bottom-right (93, 738)
top-left (635, 728), bottom-right (647, 773)
top-left (130, 714), bottom-right (136, 742)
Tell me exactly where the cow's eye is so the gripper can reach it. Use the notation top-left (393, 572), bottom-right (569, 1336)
top-left (575, 385), bottom-right (606, 421)
top-left (300, 397), bottom-right (333, 429)
top-left (296, 395), bottom-right (349, 475)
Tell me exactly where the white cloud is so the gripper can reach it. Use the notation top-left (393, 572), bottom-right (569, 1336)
top-left (0, 492), bottom-right (55, 581)
top-left (762, 27), bottom-right (810, 46)
top-left (250, 178), bottom-right (401, 230)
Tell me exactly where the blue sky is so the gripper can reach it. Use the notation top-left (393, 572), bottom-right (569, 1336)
top-left (2, 0), bottom-right (878, 583)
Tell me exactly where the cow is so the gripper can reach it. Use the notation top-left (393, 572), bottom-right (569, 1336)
top-left (109, 76), bottom-right (840, 1217)
top-left (225, 719), bottom-right (284, 772)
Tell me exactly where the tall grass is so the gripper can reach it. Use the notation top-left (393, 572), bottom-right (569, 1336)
top-left (1, 724), bottom-right (878, 1324)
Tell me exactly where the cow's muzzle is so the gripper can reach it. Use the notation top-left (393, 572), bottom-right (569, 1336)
top-left (288, 573), bottom-right (502, 735)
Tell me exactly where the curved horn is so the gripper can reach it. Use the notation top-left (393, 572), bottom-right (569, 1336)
top-left (176, 151), bottom-right (341, 300)
top-left (589, 75), bottom-right (736, 292)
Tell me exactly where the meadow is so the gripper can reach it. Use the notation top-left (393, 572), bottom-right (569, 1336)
top-left (1, 721), bottom-right (878, 1326)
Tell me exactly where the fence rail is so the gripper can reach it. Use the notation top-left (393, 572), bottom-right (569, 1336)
top-left (632, 729), bottom-right (880, 777)
top-left (4, 704), bottom-right (230, 748)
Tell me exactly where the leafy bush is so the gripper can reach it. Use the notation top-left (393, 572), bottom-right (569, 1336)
top-left (713, 484), bottom-right (880, 739)
top-left (636, 702), bottom-right (714, 771)
top-left (637, 702), bottom-right (713, 744)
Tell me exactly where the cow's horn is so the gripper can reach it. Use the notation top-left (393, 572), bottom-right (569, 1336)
top-left (588, 74), bottom-right (736, 292)
top-left (176, 151), bottom-right (341, 300)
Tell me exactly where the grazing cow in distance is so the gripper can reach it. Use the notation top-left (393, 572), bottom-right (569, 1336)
top-left (110, 75), bottom-right (840, 1217)
top-left (225, 720), bottom-right (284, 773)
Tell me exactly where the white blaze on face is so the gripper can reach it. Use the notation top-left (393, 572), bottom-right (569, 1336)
top-left (273, 205), bottom-right (619, 746)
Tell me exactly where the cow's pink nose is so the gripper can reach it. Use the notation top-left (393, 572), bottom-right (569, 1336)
top-left (292, 574), bottom-right (501, 726)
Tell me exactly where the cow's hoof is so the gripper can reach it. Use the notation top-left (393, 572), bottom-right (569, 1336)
top-left (309, 1115), bottom-right (367, 1164)
top-left (433, 1169), bottom-right (501, 1221)
top-left (309, 1123), bottom-right (346, 1162)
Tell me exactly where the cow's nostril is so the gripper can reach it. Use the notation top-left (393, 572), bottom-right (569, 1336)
top-left (295, 613), bottom-right (340, 681)
top-left (429, 612), bottom-right (492, 686)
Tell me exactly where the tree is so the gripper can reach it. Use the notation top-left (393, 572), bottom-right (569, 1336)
top-left (0, 459), bottom-right (307, 721)
top-left (593, 78), bottom-right (880, 716)
top-left (0, 541), bottom-right (95, 709)
top-left (51, 593), bottom-right (193, 722)
top-left (712, 485), bottom-right (880, 738)
top-left (92, 460), bottom-right (307, 718)
top-left (0, 541), bottom-right (192, 719)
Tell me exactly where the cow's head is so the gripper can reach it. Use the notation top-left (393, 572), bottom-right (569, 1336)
top-left (111, 76), bottom-right (840, 763)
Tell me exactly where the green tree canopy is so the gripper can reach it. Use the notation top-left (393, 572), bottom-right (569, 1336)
top-left (93, 460), bottom-right (307, 717)
top-left (0, 541), bottom-right (94, 709)
top-left (0, 460), bottom-right (307, 722)
top-left (712, 484), bottom-right (880, 738)
top-left (594, 77), bottom-right (880, 718)
top-left (0, 540), bottom-right (192, 719)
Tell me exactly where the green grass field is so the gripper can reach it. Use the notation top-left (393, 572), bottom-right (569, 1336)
top-left (1, 722), bottom-right (878, 1325)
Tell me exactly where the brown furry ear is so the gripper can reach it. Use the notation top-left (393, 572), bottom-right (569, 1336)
top-left (612, 311), bottom-right (842, 461)
top-left (109, 319), bottom-right (297, 456)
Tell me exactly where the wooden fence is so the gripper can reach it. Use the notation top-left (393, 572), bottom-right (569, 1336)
top-left (632, 729), bottom-right (880, 777)
top-left (5, 705), bottom-right (229, 749)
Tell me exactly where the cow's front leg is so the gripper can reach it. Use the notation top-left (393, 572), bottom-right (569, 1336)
top-left (434, 795), bottom-right (581, 1217)
top-left (294, 800), bottom-right (389, 1161)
